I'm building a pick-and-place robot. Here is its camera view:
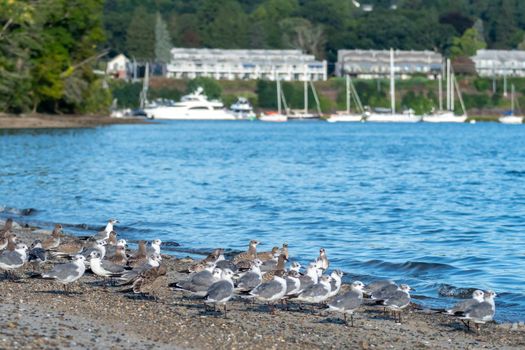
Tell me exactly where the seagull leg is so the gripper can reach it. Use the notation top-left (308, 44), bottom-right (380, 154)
top-left (223, 304), bottom-right (228, 319)
top-left (398, 311), bottom-right (402, 323)
top-left (351, 314), bottom-right (354, 327)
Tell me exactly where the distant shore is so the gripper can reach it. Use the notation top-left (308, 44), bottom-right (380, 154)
top-left (0, 219), bottom-right (524, 349)
top-left (0, 114), bottom-right (149, 129)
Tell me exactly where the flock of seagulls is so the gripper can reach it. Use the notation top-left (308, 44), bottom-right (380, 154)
top-left (0, 218), bottom-right (497, 332)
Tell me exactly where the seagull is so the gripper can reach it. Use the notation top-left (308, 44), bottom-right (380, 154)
top-left (28, 240), bottom-right (47, 272)
top-left (235, 259), bottom-right (262, 292)
top-left (327, 270), bottom-right (344, 298)
top-left (370, 282), bottom-right (400, 301)
top-left (89, 251), bottom-right (127, 279)
top-left (189, 248), bottom-right (224, 273)
top-left (458, 290), bottom-right (497, 332)
top-left (117, 254), bottom-right (162, 286)
top-left (446, 290), bottom-right (485, 315)
top-left (49, 239), bottom-right (84, 258)
top-left (0, 243), bottom-right (28, 277)
top-left (296, 275), bottom-right (332, 305)
top-left (106, 245), bottom-right (128, 266)
top-left (41, 254), bottom-right (86, 294)
top-left (232, 240), bottom-right (259, 264)
top-left (0, 218), bottom-right (13, 237)
top-left (284, 270), bottom-right (302, 297)
top-left (380, 284), bottom-right (413, 323)
top-left (204, 269), bottom-right (235, 317)
top-left (0, 232), bottom-right (17, 251)
top-left (315, 248), bottom-right (329, 271)
top-left (261, 254), bottom-right (288, 281)
top-left (328, 281), bottom-right (365, 326)
top-left (89, 219), bottom-right (119, 242)
top-left (106, 231), bottom-right (118, 246)
top-left (106, 239), bottom-right (126, 257)
top-left (364, 280), bottom-right (396, 296)
top-left (250, 270), bottom-right (287, 313)
top-left (42, 224), bottom-right (63, 250)
top-left (146, 239), bottom-right (162, 256)
top-left (128, 241), bottom-right (147, 267)
top-left (173, 263), bottom-right (221, 296)
top-left (132, 264), bottom-right (168, 300)
top-left (289, 262), bottom-right (301, 272)
top-left (257, 247), bottom-right (280, 262)
top-left (281, 243), bottom-right (289, 260)
top-left (298, 263), bottom-right (319, 292)
top-left (81, 240), bottom-right (107, 261)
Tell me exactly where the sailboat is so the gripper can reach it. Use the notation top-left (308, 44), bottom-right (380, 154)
top-left (499, 84), bottom-right (524, 124)
top-left (327, 75), bottom-right (364, 122)
top-left (422, 59), bottom-right (467, 123)
top-left (259, 78), bottom-right (288, 122)
top-left (365, 49), bottom-right (422, 123)
top-left (289, 66), bottom-right (321, 120)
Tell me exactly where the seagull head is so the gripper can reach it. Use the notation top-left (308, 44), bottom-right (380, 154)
top-left (15, 243), bottom-right (28, 252)
top-left (473, 290), bottom-right (485, 302)
top-left (89, 251), bottom-right (100, 260)
top-left (73, 255), bottom-right (86, 262)
top-left (31, 240), bottom-right (43, 249)
top-left (400, 284), bottom-right (413, 292)
top-left (351, 281), bottom-right (365, 291)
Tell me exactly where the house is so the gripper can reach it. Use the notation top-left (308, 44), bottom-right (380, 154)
top-left (106, 54), bottom-right (131, 79)
top-left (166, 48), bottom-right (327, 81)
top-left (336, 49), bottom-right (443, 79)
top-left (472, 49), bottom-right (525, 77)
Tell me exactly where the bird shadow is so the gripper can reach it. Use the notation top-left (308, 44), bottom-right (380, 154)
top-left (33, 290), bottom-right (83, 296)
top-left (316, 317), bottom-right (348, 325)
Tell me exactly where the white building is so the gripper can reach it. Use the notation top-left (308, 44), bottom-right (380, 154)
top-left (336, 49), bottom-right (443, 79)
top-left (106, 54), bottom-right (131, 79)
top-left (472, 49), bottom-right (525, 77)
top-left (166, 48), bottom-right (327, 81)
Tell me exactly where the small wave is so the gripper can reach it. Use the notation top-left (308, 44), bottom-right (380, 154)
top-left (0, 206), bottom-right (38, 216)
top-left (437, 284), bottom-right (479, 298)
top-left (505, 170), bottom-right (525, 177)
top-left (365, 259), bottom-right (456, 274)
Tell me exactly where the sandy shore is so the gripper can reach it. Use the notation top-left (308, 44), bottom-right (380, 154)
top-left (0, 114), bottom-right (148, 129)
top-left (0, 222), bottom-right (524, 349)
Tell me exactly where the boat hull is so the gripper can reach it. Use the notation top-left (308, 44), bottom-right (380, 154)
top-left (327, 114), bottom-right (363, 123)
top-left (146, 107), bottom-right (237, 120)
top-left (499, 116), bottom-right (523, 124)
top-left (365, 114), bottom-right (422, 123)
top-left (422, 114), bottom-right (467, 123)
top-left (259, 114), bottom-right (288, 122)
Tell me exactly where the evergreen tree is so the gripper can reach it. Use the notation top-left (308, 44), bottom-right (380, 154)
top-left (126, 6), bottom-right (155, 61)
top-left (155, 12), bottom-right (172, 63)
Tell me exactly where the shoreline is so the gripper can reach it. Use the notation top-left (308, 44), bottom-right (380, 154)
top-left (0, 114), bottom-right (149, 129)
top-left (0, 219), bottom-right (524, 349)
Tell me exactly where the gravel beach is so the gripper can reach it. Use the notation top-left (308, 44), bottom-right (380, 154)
top-left (0, 221), bottom-right (524, 350)
top-left (0, 114), bottom-right (148, 129)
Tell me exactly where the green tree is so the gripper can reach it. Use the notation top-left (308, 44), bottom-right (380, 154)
top-left (155, 12), bottom-right (172, 63)
top-left (450, 27), bottom-right (486, 58)
top-left (186, 77), bottom-right (222, 99)
top-left (126, 6), bottom-right (155, 61)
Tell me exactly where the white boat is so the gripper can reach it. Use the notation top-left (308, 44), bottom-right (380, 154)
top-left (259, 112), bottom-right (288, 122)
top-left (365, 49), bottom-right (422, 123)
top-left (259, 78), bottom-right (288, 122)
top-left (499, 85), bottom-right (523, 124)
top-left (366, 110), bottom-right (421, 123)
top-left (229, 97), bottom-right (256, 120)
top-left (288, 69), bottom-right (322, 121)
top-left (327, 75), bottom-right (364, 123)
top-left (422, 59), bottom-right (467, 123)
top-left (144, 87), bottom-right (235, 120)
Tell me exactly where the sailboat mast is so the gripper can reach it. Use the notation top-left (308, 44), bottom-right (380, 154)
top-left (446, 59), bottom-right (451, 111)
top-left (390, 48), bottom-right (395, 114)
top-left (304, 64), bottom-right (308, 115)
top-left (512, 84), bottom-right (515, 116)
top-left (451, 72), bottom-right (455, 112)
top-left (140, 62), bottom-right (149, 109)
top-left (277, 77), bottom-right (282, 115)
top-left (438, 61), bottom-right (443, 111)
top-left (346, 74), bottom-right (351, 114)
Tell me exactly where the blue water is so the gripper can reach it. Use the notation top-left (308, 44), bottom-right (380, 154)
top-left (1, 121), bottom-right (524, 322)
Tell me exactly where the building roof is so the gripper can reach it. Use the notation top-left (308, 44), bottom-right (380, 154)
top-left (337, 49), bottom-right (442, 64)
top-left (472, 49), bottom-right (525, 61)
